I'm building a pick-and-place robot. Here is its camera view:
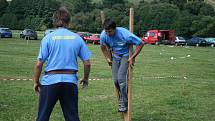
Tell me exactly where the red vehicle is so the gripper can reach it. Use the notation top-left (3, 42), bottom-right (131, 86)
top-left (142, 30), bottom-right (175, 45)
top-left (86, 34), bottom-right (100, 44)
top-left (77, 32), bottom-right (92, 41)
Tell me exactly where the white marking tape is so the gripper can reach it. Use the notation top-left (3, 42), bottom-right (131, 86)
top-left (0, 76), bottom-right (187, 81)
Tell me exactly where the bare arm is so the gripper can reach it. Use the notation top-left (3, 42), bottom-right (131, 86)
top-left (83, 60), bottom-right (91, 80)
top-left (33, 60), bottom-right (43, 94)
top-left (80, 60), bottom-right (91, 88)
top-left (130, 42), bottom-right (144, 59)
top-left (101, 45), bottom-right (112, 66)
top-left (128, 42), bottom-right (144, 66)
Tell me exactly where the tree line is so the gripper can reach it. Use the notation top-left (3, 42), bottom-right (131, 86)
top-left (0, 0), bottom-right (215, 38)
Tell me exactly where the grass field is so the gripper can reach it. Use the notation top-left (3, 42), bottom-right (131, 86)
top-left (0, 31), bottom-right (215, 121)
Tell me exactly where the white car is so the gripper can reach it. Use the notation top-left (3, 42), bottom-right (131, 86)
top-left (175, 36), bottom-right (186, 46)
top-left (44, 29), bottom-right (55, 36)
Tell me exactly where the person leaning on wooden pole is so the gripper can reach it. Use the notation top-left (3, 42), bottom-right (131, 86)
top-left (100, 11), bottom-right (124, 120)
top-left (99, 15), bottom-right (144, 114)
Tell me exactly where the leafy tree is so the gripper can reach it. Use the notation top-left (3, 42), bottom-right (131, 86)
top-left (8, 0), bottom-right (25, 19)
top-left (0, 0), bottom-right (9, 17)
top-left (197, 22), bottom-right (215, 37)
top-left (71, 9), bottom-right (103, 33)
top-left (191, 16), bottom-right (215, 37)
top-left (104, 3), bottom-right (134, 27)
top-left (199, 4), bottom-right (215, 16)
top-left (71, 12), bottom-right (90, 31)
top-left (66, 0), bottom-right (93, 14)
top-left (0, 13), bottom-right (18, 29)
top-left (6, 0), bottom-right (60, 30)
top-left (173, 11), bottom-right (194, 37)
top-left (159, 0), bottom-right (187, 9)
top-left (184, 1), bottom-right (209, 16)
top-left (105, 8), bottom-right (128, 28)
top-left (92, 1), bottom-right (103, 9)
top-left (1, 0), bottom-right (215, 38)
top-left (87, 9), bottom-right (104, 32)
top-left (137, 3), bottom-right (180, 31)
top-left (23, 16), bottom-right (44, 30)
top-left (136, 2), bottom-right (151, 35)
top-left (102, 0), bottom-right (126, 8)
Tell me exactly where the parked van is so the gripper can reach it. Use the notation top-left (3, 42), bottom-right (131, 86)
top-left (142, 30), bottom-right (175, 45)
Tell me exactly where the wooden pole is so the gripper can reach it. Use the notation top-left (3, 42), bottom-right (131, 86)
top-left (129, 8), bottom-right (134, 33)
top-left (124, 7), bottom-right (134, 121)
top-left (100, 11), bottom-right (105, 24)
top-left (128, 7), bottom-right (134, 121)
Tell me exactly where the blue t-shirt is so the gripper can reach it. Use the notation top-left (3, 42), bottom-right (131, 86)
top-left (100, 27), bottom-right (142, 60)
top-left (37, 28), bottom-right (92, 85)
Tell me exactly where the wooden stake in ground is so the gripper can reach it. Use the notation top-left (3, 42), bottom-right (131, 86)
top-left (100, 11), bottom-right (105, 24)
top-left (124, 7), bottom-right (134, 121)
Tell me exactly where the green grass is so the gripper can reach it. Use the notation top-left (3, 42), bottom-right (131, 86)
top-left (0, 32), bottom-right (215, 121)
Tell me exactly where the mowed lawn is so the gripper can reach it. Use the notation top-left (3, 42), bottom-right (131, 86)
top-left (0, 32), bottom-right (215, 121)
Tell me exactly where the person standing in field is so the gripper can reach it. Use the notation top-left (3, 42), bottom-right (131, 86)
top-left (100, 18), bottom-right (144, 112)
top-left (33, 6), bottom-right (91, 121)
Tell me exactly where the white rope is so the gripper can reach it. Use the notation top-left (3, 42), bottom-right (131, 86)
top-left (0, 75), bottom-right (188, 81)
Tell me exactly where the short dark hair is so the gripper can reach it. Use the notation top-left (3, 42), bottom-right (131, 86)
top-left (103, 18), bottom-right (116, 30)
top-left (53, 6), bottom-right (71, 27)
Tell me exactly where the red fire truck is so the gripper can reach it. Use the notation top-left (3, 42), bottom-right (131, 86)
top-left (142, 30), bottom-right (175, 45)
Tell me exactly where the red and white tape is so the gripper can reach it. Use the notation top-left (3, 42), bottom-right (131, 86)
top-left (0, 76), bottom-right (187, 81)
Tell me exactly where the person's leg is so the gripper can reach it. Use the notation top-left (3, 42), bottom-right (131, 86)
top-left (118, 56), bottom-right (129, 112)
top-left (112, 59), bottom-right (120, 90)
top-left (36, 84), bottom-right (60, 121)
top-left (112, 59), bottom-right (122, 108)
top-left (59, 82), bottom-right (80, 121)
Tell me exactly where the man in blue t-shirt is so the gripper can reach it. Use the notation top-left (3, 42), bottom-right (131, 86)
top-left (33, 7), bottom-right (91, 121)
top-left (100, 18), bottom-right (144, 112)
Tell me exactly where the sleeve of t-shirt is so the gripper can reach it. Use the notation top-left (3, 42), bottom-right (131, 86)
top-left (123, 29), bottom-right (142, 45)
top-left (78, 39), bottom-right (92, 61)
top-left (100, 31), bottom-right (107, 46)
top-left (37, 37), bottom-right (49, 62)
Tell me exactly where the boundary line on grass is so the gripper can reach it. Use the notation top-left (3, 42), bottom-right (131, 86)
top-left (0, 75), bottom-right (187, 81)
